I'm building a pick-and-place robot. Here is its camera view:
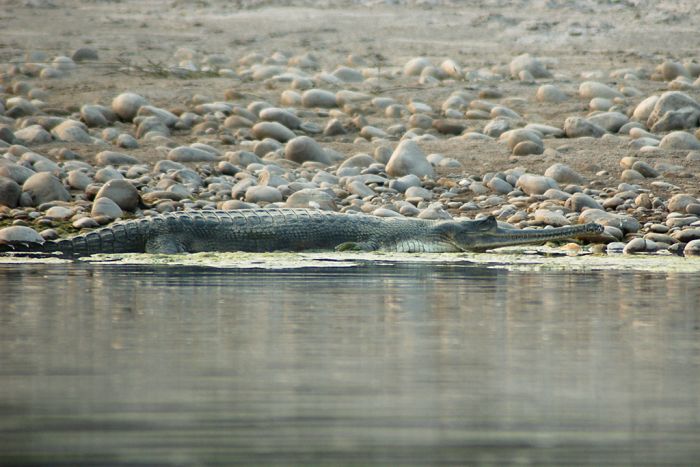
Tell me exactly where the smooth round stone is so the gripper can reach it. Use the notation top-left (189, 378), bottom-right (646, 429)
top-left (96, 150), bottom-right (139, 165)
top-left (0, 225), bottom-right (43, 244)
top-left (347, 181), bottom-right (375, 198)
top-left (301, 89), bottom-right (337, 108)
top-left (51, 120), bottom-right (93, 143)
top-left (112, 92), bottom-right (148, 122)
top-left (515, 174), bottom-right (558, 195)
top-left (90, 197), bottom-right (123, 220)
top-left (672, 228), bottom-right (700, 243)
top-left (166, 146), bottom-right (218, 163)
top-left (579, 209), bottom-right (640, 233)
top-left (95, 167), bottom-right (123, 183)
top-left (13, 125), bottom-right (53, 145)
top-left (623, 238), bottom-right (650, 254)
top-left (587, 112), bottom-right (629, 133)
top-left (536, 84), bottom-right (567, 103)
top-left (95, 179), bottom-right (139, 211)
top-left (668, 194), bottom-right (698, 213)
top-left (502, 129), bottom-right (543, 150)
top-left (80, 105), bottom-right (110, 127)
top-left (0, 176), bottom-right (22, 208)
top-left (683, 239), bottom-right (700, 256)
top-left (589, 97), bottom-right (613, 111)
top-left (22, 172), bottom-right (70, 205)
top-left (385, 140), bottom-right (434, 179)
top-left (284, 188), bottom-right (336, 210)
top-left (331, 66), bottom-right (363, 83)
top-left (509, 54), bottom-right (551, 79)
top-left (66, 170), bottom-right (92, 190)
top-left (418, 205), bottom-right (451, 220)
top-left (534, 209), bottom-right (570, 227)
top-left (404, 57), bottom-right (432, 76)
top-left (71, 47), bottom-right (99, 62)
top-left (244, 185), bottom-right (282, 204)
top-left (360, 126), bottom-right (389, 140)
top-left (487, 177), bottom-right (513, 194)
top-left (658, 131), bottom-right (700, 150)
top-left (620, 169), bottom-right (644, 182)
top-left (371, 207), bottom-right (401, 218)
top-left (45, 205), bottom-right (74, 220)
top-left (389, 174), bottom-right (422, 193)
top-left (565, 192), bottom-right (603, 211)
top-left (564, 117), bottom-right (606, 138)
top-left (73, 216), bottom-right (100, 229)
top-left (340, 153), bottom-right (375, 169)
top-left (137, 105), bottom-right (179, 127)
top-left (632, 95), bottom-right (659, 122)
top-left (631, 161), bottom-right (659, 178)
top-left (646, 91), bottom-right (700, 132)
top-left (544, 163), bottom-right (586, 184)
top-left (512, 140), bottom-right (544, 156)
top-left (579, 81), bottom-right (624, 100)
top-left (259, 107), bottom-right (301, 130)
top-left (251, 121), bottom-right (296, 142)
top-left (285, 136), bottom-right (332, 165)
top-left (118, 134), bottom-right (139, 149)
top-left (405, 186), bottom-right (433, 201)
top-left (0, 163), bottom-right (36, 185)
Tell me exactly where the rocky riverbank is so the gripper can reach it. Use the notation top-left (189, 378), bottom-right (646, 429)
top-left (1, 0), bottom-right (700, 256)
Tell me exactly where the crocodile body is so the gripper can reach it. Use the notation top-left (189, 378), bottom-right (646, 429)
top-left (0, 208), bottom-right (603, 257)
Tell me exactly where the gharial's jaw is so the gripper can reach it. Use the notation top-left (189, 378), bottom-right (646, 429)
top-left (456, 223), bottom-right (604, 252)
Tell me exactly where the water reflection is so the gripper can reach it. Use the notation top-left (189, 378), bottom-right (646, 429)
top-left (0, 263), bottom-right (699, 464)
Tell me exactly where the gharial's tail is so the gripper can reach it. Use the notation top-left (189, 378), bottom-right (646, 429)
top-left (0, 220), bottom-right (152, 257)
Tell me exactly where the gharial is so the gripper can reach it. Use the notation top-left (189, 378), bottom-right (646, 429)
top-left (0, 208), bottom-right (604, 257)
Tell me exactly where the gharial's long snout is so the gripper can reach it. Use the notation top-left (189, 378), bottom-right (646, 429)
top-left (450, 217), bottom-right (604, 251)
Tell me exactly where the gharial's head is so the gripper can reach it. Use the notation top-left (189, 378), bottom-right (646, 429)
top-left (433, 216), bottom-right (603, 252)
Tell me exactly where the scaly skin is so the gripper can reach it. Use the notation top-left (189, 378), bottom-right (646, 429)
top-left (0, 208), bottom-right (603, 256)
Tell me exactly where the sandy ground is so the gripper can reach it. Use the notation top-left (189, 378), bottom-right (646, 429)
top-left (1, 0), bottom-right (700, 204)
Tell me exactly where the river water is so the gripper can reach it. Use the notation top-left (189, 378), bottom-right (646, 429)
top-left (1, 256), bottom-right (699, 465)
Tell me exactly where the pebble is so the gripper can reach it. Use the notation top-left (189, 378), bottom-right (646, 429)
top-left (579, 81), bottom-right (624, 100)
top-left (13, 125), bottom-right (53, 145)
top-left (259, 107), bottom-right (302, 130)
top-left (45, 206), bottom-right (74, 220)
top-left (534, 209), bottom-right (570, 227)
top-left (683, 240), bottom-right (700, 256)
top-left (90, 197), bottom-right (124, 220)
top-left (95, 167), bottom-right (123, 183)
top-left (81, 105), bottom-right (111, 127)
top-left (564, 117), bottom-right (606, 138)
top-left (385, 140), bottom-right (435, 178)
top-left (579, 209), bottom-right (640, 233)
top-left (404, 57), bottom-right (432, 76)
top-left (112, 92), bottom-right (149, 122)
top-left (668, 194), bottom-right (698, 213)
top-left (96, 150), bottom-right (139, 165)
top-left (73, 217), bottom-right (101, 229)
top-left (67, 170), bottom-right (92, 190)
top-left (251, 121), bottom-right (296, 142)
top-left (244, 185), bottom-right (282, 204)
top-left (510, 54), bottom-right (551, 79)
top-left (646, 91), bottom-right (700, 132)
top-left (301, 89), bottom-right (337, 108)
top-left (566, 192), bottom-right (604, 211)
top-left (22, 172), bottom-right (71, 205)
top-left (285, 188), bottom-right (336, 210)
top-left (544, 163), bottom-right (586, 184)
top-left (515, 174), bottom-right (558, 195)
top-left (95, 179), bottom-right (140, 211)
top-left (0, 163), bottom-right (35, 184)
top-left (0, 176), bottom-right (22, 207)
top-left (658, 131), bottom-right (700, 150)
top-left (71, 47), bottom-right (99, 62)
top-left (536, 84), bottom-right (567, 103)
top-left (167, 146), bottom-right (219, 163)
top-left (0, 225), bottom-right (43, 244)
top-left (285, 136), bottom-right (333, 165)
top-left (587, 112), bottom-right (629, 133)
